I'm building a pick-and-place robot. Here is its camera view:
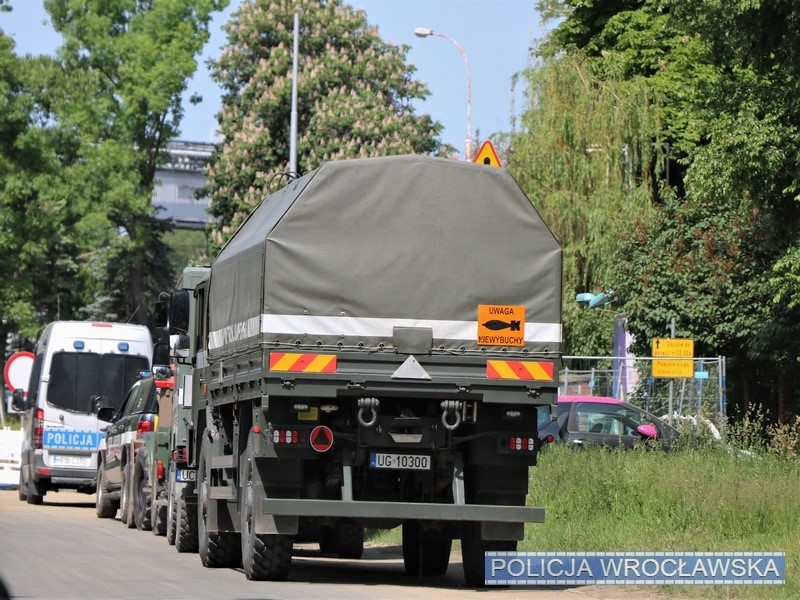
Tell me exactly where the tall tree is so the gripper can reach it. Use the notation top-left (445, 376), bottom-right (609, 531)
top-left (534, 0), bottom-right (800, 419)
top-left (509, 52), bottom-right (662, 356)
top-left (205, 0), bottom-right (446, 246)
top-left (41, 0), bottom-right (228, 326)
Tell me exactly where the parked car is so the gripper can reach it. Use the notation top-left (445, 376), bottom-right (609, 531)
top-left (538, 395), bottom-right (680, 450)
top-left (95, 368), bottom-right (173, 529)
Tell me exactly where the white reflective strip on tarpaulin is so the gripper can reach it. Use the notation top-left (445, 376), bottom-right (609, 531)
top-left (258, 314), bottom-right (562, 344)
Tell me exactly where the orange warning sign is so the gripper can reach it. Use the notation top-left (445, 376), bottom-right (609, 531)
top-left (473, 140), bottom-right (502, 167)
top-left (477, 304), bottom-right (525, 346)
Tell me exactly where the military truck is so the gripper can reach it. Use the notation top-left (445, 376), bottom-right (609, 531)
top-left (161, 155), bottom-right (562, 586)
top-left (160, 266), bottom-right (209, 552)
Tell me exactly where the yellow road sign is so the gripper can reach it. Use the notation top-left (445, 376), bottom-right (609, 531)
top-left (473, 140), bottom-right (502, 167)
top-left (651, 338), bottom-right (694, 357)
top-left (652, 359), bottom-right (694, 379)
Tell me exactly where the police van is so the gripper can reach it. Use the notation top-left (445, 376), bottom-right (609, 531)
top-left (12, 321), bottom-right (153, 504)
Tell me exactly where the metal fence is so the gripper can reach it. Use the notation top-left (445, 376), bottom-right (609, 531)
top-left (560, 355), bottom-right (727, 422)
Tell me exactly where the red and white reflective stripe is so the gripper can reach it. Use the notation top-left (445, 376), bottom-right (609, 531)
top-left (269, 353), bottom-right (337, 374)
top-left (486, 360), bottom-right (555, 380)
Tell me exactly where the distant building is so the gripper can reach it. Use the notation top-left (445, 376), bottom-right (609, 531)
top-left (153, 140), bottom-right (216, 230)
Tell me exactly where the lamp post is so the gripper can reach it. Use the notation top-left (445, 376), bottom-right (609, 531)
top-left (414, 27), bottom-right (472, 160)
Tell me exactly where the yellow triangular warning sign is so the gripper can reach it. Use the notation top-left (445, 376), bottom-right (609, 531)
top-left (473, 140), bottom-right (502, 167)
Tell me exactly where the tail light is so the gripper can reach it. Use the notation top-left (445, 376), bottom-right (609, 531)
top-left (136, 418), bottom-right (153, 436)
top-left (33, 408), bottom-right (44, 450)
top-left (156, 460), bottom-right (165, 481)
top-left (172, 446), bottom-right (189, 463)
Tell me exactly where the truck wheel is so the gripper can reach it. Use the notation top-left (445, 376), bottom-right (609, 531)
top-left (95, 460), bottom-right (117, 519)
top-left (166, 492), bottom-right (177, 545)
top-left (152, 491), bottom-right (167, 536)
top-left (120, 461), bottom-right (136, 528)
top-left (198, 437), bottom-right (241, 568)
top-left (402, 521), bottom-right (451, 576)
top-left (175, 496), bottom-right (198, 553)
top-left (134, 453), bottom-right (152, 531)
top-left (335, 520), bottom-right (364, 559)
top-left (460, 522), bottom-right (516, 587)
top-left (318, 525), bottom-right (336, 554)
top-left (240, 449), bottom-right (292, 580)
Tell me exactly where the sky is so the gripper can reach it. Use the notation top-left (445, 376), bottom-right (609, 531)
top-left (1, 0), bottom-right (549, 159)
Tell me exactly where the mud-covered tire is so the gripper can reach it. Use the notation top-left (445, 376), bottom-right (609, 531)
top-left (241, 448), bottom-right (292, 580)
top-left (334, 520), bottom-right (364, 559)
top-left (402, 521), bottom-right (451, 576)
top-left (134, 453), bottom-right (152, 531)
top-left (460, 522), bottom-right (516, 587)
top-left (120, 462), bottom-right (136, 528)
top-left (175, 498), bottom-right (198, 553)
top-left (198, 437), bottom-right (240, 567)
top-left (95, 461), bottom-right (117, 519)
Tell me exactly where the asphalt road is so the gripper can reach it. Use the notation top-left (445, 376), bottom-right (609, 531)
top-left (0, 489), bottom-right (672, 600)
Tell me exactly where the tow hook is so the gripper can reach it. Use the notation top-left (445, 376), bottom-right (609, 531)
top-left (357, 397), bottom-right (380, 428)
top-left (440, 400), bottom-right (463, 431)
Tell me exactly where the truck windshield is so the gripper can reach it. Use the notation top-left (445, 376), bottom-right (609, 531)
top-left (47, 352), bottom-right (150, 413)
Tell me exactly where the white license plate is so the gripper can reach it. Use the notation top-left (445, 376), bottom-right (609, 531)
top-left (176, 469), bottom-right (196, 482)
top-left (369, 453), bottom-right (430, 470)
top-left (49, 454), bottom-right (91, 468)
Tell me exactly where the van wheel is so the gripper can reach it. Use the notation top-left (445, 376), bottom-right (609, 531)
top-left (18, 470), bottom-right (28, 502)
top-left (95, 460), bottom-right (117, 518)
top-left (26, 477), bottom-right (44, 505)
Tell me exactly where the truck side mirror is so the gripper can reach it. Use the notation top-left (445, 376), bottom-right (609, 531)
top-left (11, 389), bottom-right (28, 412)
top-left (168, 290), bottom-right (191, 334)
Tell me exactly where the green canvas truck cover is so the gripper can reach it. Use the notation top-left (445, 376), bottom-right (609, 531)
top-left (207, 154), bottom-right (562, 357)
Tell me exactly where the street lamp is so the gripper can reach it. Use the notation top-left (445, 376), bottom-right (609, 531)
top-left (414, 27), bottom-right (472, 160)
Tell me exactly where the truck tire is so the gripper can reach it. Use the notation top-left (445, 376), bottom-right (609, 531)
top-left (240, 449), bottom-right (292, 580)
top-left (334, 520), bottom-right (364, 560)
top-left (166, 493), bottom-right (177, 545)
top-left (318, 525), bottom-right (336, 554)
top-left (152, 492), bottom-right (167, 536)
top-left (134, 453), bottom-right (152, 531)
top-left (460, 522), bottom-right (516, 587)
top-left (95, 460), bottom-right (118, 519)
top-left (198, 437), bottom-right (241, 568)
top-left (402, 521), bottom-right (451, 576)
top-left (120, 461), bottom-right (136, 528)
top-left (175, 497), bottom-right (198, 553)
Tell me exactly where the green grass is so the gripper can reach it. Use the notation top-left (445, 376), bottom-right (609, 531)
top-left (525, 445), bottom-right (800, 598)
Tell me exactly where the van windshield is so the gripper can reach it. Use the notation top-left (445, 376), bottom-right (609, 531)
top-left (47, 352), bottom-right (150, 413)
